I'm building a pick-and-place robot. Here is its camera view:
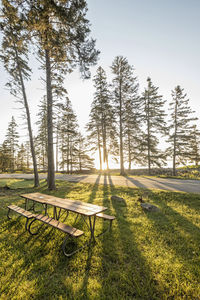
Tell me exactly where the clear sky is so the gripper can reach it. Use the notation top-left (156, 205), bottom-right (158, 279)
top-left (0, 0), bottom-right (200, 148)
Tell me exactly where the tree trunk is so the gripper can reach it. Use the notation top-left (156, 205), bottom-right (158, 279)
top-left (102, 121), bottom-right (109, 170)
top-left (97, 126), bottom-right (102, 171)
top-left (67, 136), bottom-right (70, 174)
top-left (45, 49), bottom-right (56, 190)
top-left (128, 128), bottom-right (131, 171)
top-left (15, 49), bottom-right (39, 187)
top-left (173, 99), bottom-right (178, 176)
top-left (119, 80), bottom-right (125, 175)
top-left (56, 122), bottom-right (59, 172)
top-left (147, 93), bottom-right (151, 175)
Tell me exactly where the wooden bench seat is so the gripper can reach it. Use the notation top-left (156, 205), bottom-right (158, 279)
top-left (96, 213), bottom-right (115, 221)
top-left (7, 205), bottom-right (36, 230)
top-left (32, 214), bottom-right (84, 237)
top-left (7, 204), bottom-right (84, 257)
top-left (7, 204), bottom-right (36, 219)
top-left (96, 213), bottom-right (115, 236)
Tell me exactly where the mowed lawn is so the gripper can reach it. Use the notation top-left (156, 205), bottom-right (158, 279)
top-left (0, 179), bottom-right (200, 300)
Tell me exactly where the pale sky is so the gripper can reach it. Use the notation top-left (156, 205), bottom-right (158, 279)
top-left (0, 0), bottom-right (200, 150)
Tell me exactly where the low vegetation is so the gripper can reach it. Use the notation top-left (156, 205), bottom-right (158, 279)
top-left (0, 179), bottom-right (200, 299)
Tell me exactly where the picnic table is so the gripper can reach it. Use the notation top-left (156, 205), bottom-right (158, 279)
top-left (20, 192), bottom-right (108, 240)
top-left (7, 192), bottom-right (115, 257)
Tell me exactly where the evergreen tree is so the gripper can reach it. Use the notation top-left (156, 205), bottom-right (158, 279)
top-left (26, 0), bottom-right (99, 189)
top-left (86, 107), bottom-right (103, 171)
top-left (0, 141), bottom-right (11, 172)
top-left (16, 143), bottom-right (26, 171)
top-left (5, 116), bottom-right (19, 171)
top-left (0, 0), bottom-right (39, 186)
top-left (59, 97), bottom-right (79, 173)
top-left (189, 125), bottom-right (200, 166)
top-left (111, 56), bottom-right (138, 175)
top-left (76, 133), bottom-right (94, 172)
top-left (24, 141), bottom-right (31, 170)
top-left (122, 71), bottom-right (141, 170)
top-left (140, 77), bottom-right (167, 174)
top-left (87, 66), bottom-right (117, 170)
top-left (35, 96), bottom-right (48, 171)
top-left (168, 86), bottom-right (198, 175)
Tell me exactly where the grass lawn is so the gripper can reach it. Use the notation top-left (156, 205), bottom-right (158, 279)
top-left (0, 178), bottom-right (200, 299)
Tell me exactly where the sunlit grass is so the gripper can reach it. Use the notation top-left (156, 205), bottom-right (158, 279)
top-left (0, 179), bottom-right (200, 299)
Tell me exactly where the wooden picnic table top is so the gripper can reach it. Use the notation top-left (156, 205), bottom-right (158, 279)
top-left (21, 192), bottom-right (107, 216)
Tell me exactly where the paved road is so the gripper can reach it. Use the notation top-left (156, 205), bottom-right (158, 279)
top-left (0, 173), bottom-right (200, 193)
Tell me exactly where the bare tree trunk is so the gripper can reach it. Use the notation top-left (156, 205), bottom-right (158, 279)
top-left (147, 93), bottom-right (151, 176)
top-left (128, 127), bottom-right (131, 171)
top-left (119, 80), bottom-right (125, 176)
top-left (97, 126), bottom-right (102, 171)
top-left (56, 122), bottom-right (59, 172)
top-left (67, 136), bottom-right (70, 174)
top-left (173, 99), bottom-right (178, 176)
top-left (45, 49), bottom-right (56, 190)
top-left (15, 49), bottom-right (39, 187)
top-left (104, 128), bottom-right (109, 170)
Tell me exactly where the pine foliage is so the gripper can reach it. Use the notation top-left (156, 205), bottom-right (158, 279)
top-left (168, 85), bottom-right (198, 174)
top-left (140, 77), bottom-right (167, 174)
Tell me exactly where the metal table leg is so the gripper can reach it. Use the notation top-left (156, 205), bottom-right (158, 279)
top-left (89, 215), bottom-right (96, 242)
top-left (25, 198), bottom-right (28, 210)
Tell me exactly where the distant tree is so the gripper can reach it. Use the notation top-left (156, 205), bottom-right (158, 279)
top-left (168, 86), bottom-right (198, 175)
top-left (59, 97), bottom-right (79, 173)
top-left (86, 107), bottom-right (103, 171)
top-left (0, 141), bottom-right (11, 172)
top-left (111, 56), bottom-right (138, 175)
top-left (24, 141), bottom-right (31, 170)
top-left (26, 0), bottom-right (99, 189)
top-left (0, 0), bottom-right (39, 185)
top-left (87, 67), bottom-right (117, 170)
top-left (122, 72), bottom-right (142, 170)
top-left (16, 143), bottom-right (26, 171)
top-left (35, 96), bottom-right (48, 171)
top-left (76, 133), bottom-right (94, 172)
top-left (189, 125), bottom-right (200, 167)
top-left (140, 77), bottom-right (167, 174)
top-left (5, 116), bottom-right (19, 171)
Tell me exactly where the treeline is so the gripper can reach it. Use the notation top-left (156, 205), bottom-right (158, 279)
top-left (0, 111), bottom-right (94, 174)
top-left (1, 56), bottom-right (200, 178)
top-left (87, 58), bottom-right (200, 176)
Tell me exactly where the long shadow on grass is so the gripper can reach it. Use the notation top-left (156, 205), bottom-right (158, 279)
top-left (144, 191), bottom-right (200, 277)
top-left (98, 175), bottom-right (161, 299)
top-left (88, 174), bottom-right (101, 204)
top-left (77, 175), bottom-right (102, 298)
top-left (163, 191), bottom-right (200, 211)
top-left (98, 175), bottom-right (125, 299)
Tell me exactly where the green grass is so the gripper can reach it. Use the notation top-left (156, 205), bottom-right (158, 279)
top-left (0, 179), bottom-right (200, 299)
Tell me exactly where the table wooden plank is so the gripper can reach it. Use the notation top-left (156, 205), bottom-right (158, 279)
top-left (20, 193), bottom-right (107, 216)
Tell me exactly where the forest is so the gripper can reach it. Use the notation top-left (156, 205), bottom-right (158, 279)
top-left (0, 1), bottom-right (200, 190)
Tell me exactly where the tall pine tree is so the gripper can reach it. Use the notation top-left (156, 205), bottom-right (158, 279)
top-left (0, 0), bottom-right (39, 186)
top-left (189, 125), bottom-right (200, 167)
top-left (5, 116), bottom-right (19, 172)
top-left (140, 77), bottom-right (167, 174)
top-left (111, 56), bottom-right (138, 175)
top-left (168, 85), bottom-right (197, 175)
top-left (35, 96), bottom-right (48, 171)
top-left (26, 0), bottom-right (99, 189)
top-left (87, 66), bottom-right (117, 170)
top-left (59, 97), bottom-right (79, 173)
